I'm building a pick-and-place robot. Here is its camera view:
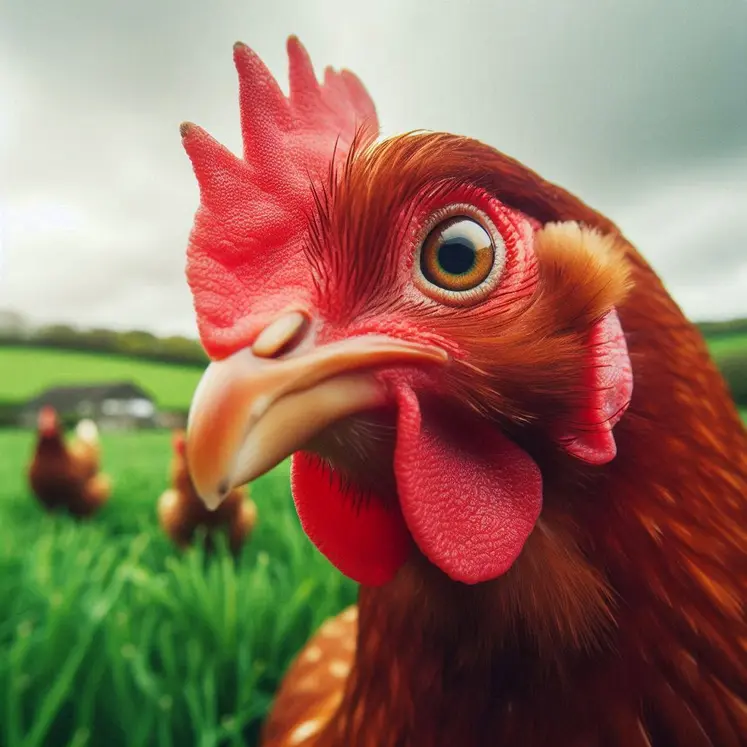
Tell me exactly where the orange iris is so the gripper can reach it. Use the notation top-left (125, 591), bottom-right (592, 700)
top-left (420, 217), bottom-right (495, 292)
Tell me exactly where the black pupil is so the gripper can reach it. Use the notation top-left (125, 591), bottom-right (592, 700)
top-left (438, 239), bottom-right (476, 276)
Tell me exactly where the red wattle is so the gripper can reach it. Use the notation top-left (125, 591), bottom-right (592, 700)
top-left (290, 452), bottom-right (412, 586)
top-left (393, 387), bottom-right (543, 585)
top-left (289, 391), bottom-right (546, 587)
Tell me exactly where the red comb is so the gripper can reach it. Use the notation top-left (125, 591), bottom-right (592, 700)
top-left (181, 36), bottom-right (379, 359)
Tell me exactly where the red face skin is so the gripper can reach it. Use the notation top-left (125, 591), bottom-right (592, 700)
top-left (180, 39), bottom-right (633, 589)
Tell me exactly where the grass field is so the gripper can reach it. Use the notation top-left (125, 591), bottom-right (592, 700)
top-left (707, 331), bottom-right (747, 357)
top-left (0, 347), bottom-right (203, 411)
top-left (0, 429), bottom-right (356, 747)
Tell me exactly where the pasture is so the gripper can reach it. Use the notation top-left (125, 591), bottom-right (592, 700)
top-left (705, 331), bottom-right (747, 358)
top-left (0, 429), bottom-right (356, 747)
top-left (0, 347), bottom-right (202, 411)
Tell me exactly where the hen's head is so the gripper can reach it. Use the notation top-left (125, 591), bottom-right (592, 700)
top-left (37, 406), bottom-right (61, 440)
top-left (182, 38), bottom-right (634, 587)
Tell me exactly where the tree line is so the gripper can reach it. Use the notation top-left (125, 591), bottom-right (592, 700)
top-left (0, 324), bottom-right (208, 366)
top-left (695, 317), bottom-right (747, 338)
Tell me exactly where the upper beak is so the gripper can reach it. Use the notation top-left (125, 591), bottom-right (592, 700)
top-left (185, 315), bottom-right (448, 510)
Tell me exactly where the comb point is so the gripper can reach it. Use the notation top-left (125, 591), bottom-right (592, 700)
top-left (286, 35), bottom-right (311, 63)
top-left (179, 121), bottom-right (195, 138)
top-left (287, 34), bottom-right (319, 101)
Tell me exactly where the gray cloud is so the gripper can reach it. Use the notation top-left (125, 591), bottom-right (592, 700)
top-left (1, 0), bottom-right (746, 336)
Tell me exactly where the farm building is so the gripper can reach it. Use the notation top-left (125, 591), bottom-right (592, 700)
top-left (20, 381), bottom-right (158, 430)
top-left (155, 410), bottom-right (189, 429)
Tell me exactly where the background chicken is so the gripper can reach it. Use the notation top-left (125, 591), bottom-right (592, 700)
top-left (28, 405), bottom-right (112, 518)
top-left (157, 429), bottom-right (257, 553)
top-left (179, 38), bottom-right (747, 747)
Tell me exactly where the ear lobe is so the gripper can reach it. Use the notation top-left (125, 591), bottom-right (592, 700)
top-left (553, 308), bottom-right (634, 465)
top-left (532, 222), bottom-right (634, 464)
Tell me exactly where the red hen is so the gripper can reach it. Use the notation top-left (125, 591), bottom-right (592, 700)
top-left (157, 429), bottom-right (257, 553)
top-left (179, 37), bottom-right (747, 747)
top-left (28, 406), bottom-right (111, 518)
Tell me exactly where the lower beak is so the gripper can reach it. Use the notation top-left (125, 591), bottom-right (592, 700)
top-left (185, 335), bottom-right (447, 509)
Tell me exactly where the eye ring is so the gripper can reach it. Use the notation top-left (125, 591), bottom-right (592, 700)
top-left (413, 204), bottom-right (506, 306)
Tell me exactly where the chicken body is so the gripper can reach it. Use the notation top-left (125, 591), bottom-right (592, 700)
top-left (28, 407), bottom-right (111, 518)
top-left (178, 38), bottom-right (747, 747)
top-left (157, 430), bottom-right (257, 553)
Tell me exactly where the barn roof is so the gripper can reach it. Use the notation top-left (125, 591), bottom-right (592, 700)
top-left (23, 381), bottom-right (154, 411)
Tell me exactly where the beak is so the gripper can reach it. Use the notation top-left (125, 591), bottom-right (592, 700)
top-left (185, 328), bottom-right (448, 510)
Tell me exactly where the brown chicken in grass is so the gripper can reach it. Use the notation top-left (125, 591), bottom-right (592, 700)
top-left (157, 429), bottom-right (257, 553)
top-left (177, 37), bottom-right (747, 746)
top-left (28, 405), bottom-right (111, 518)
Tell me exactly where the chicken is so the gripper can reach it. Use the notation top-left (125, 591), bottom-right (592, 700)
top-left (28, 406), bottom-right (111, 518)
top-left (157, 429), bottom-right (257, 553)
top-left (177, 37), bottom-right (747, 746)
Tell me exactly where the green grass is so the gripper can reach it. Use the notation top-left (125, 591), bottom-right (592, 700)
top-left (0, 347), bottom-right (204, 411)
top-left (0, 429), bottom-right (357, 747)
top-left (707, 331), bottom-right (747, 357)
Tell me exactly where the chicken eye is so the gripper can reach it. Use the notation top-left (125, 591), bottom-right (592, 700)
top-left (414, 206), bottom-right (507, 305)
top-left (420, 217), bottom-right (494, 292)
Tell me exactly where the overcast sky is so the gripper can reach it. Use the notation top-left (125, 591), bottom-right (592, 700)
top-left (1, 0), bottom-right (745, 337)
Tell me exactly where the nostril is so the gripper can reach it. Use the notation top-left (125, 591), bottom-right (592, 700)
top-left (252, 311), bottom-right (309, 358)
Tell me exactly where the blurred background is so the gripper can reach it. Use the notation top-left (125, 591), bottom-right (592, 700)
top-left (0, 1), bottom-right (745, 745)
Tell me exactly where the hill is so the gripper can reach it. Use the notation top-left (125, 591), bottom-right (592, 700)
top-left (0, 346), bottom-right (203, 412)
top-left (0, 326), bottom-right (745, 417)
top-left (707, 331), bottom-right (747, 357)
top-left (0, 314), bottom-right (744, 367)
